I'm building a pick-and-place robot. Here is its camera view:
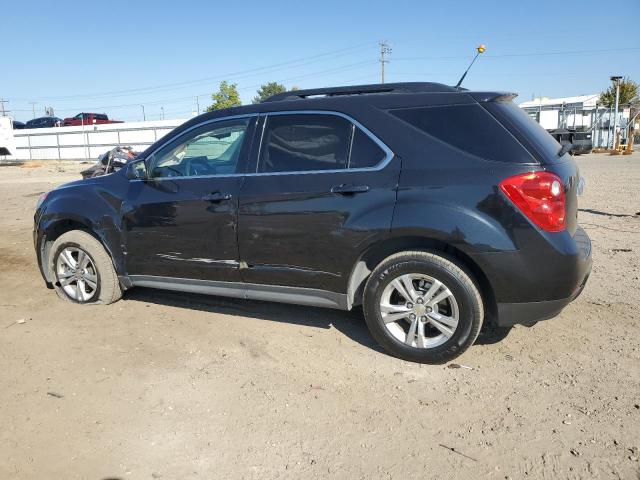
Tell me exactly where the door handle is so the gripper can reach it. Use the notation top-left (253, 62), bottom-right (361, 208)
top-left (330, 183), bottom-right (370, 195)
top-left (202, 192), bottom-right (232, 202)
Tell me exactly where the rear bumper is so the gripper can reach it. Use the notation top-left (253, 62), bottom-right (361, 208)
top-left (495, 266), bottom-right (590, 327)
top-left (495, 228), bottom-right (592, 327)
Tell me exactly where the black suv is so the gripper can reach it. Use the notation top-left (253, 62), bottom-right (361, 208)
top-left (34, 83), bottom-right (592, 363)
top-left (25, 116), bottom-right (62, 129)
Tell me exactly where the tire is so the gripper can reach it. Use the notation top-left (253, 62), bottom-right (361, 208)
top-left (363, 251), bottom-right (483, 364)
top-left (48, 230), bottom-right (122, 305)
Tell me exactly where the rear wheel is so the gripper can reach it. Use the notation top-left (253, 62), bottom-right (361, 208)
top-left (49, 230), bottom-right (122, 305)
top-left (363, 251), bottom-right (483, 363)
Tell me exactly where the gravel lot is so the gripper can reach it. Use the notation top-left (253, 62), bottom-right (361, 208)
top-left (1, 153), bottom-right (639, 480)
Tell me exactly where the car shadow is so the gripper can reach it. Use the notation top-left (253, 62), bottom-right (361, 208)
top-left (475, 324), bottom-right (512, 345)
top-left (124, 288), bottom-right (509, 354)
top-left (124, 287), bottom-right (385, 354)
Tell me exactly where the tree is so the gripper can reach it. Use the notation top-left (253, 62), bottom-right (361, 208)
top-left (206, 81), bottom-right (241, 111)
top-left (252, 82), bottom-right (286, 103)
top-left (599, 77), bottom-right (638, 107)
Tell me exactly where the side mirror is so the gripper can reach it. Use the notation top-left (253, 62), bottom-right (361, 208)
top-left (126, 159), bottom-right (148, 180)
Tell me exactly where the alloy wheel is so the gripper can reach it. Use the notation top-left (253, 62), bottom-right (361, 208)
top-left (380, 273), bottom-right (459, 348)
top-left (55, 247), bottom-right (99, 302)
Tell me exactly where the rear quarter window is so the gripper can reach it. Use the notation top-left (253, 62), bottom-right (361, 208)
top-left (389, 104), bottom-right (535, 164)
top-left (483, 101), bottom-right (563, 164)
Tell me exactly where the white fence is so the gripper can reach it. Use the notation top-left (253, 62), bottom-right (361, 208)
top-left (8, 119), bottom-right (188, 161)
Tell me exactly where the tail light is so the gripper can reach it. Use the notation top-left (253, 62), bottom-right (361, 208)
top-left (499, 171), bottom-right (566, 232)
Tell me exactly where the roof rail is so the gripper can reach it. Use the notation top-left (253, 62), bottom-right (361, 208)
top-left (263, 82), bottom-right (458, 102)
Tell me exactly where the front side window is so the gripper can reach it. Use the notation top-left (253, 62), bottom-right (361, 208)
top-left (150, 118), bottom-right (249, 178)
top-left (259, 114), bottom-right (352, 173)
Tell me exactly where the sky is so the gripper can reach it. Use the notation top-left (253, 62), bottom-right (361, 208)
top-left (1, 0), bottom-right (639, 123)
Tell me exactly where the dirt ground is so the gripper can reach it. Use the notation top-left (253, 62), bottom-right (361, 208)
top-left (0, 154), bottom-right (638, 480)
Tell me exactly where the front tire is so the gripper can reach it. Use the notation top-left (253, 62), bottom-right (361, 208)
top-left (363, 251), bottom-right (483, 363)
top-left (49, 230), bottom-right (122, 305)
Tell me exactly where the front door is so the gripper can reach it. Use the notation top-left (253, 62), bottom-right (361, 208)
top-left (238, 112), bottom-right (399, 294)
top-left (123, 116), bottom-right (255, 281)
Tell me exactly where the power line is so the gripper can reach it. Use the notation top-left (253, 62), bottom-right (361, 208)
top-left (9, 59), bottom-right (378, 114)
top-left (8, 43), bottom-right (375, 102)
top-left (392, 46), bottom-right (640, 62)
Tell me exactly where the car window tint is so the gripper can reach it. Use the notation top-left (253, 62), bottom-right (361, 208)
top-left (483, 101), bottom-right (563, 163)
top-left (259, 114), bottom-right (351, 173)
top-left (389, 104), bottom-right (532, 163)
top-left (150, 118), bottom-right (249, 178)
top-left (349, 127), bottom-right (387, 168)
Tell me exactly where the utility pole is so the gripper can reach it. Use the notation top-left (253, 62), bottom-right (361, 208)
top-left (610, 76), bottom-right (622, 149)
top-left (538, 95), bottom-right (542, 124)
top-left (379, 41), bottom-right (391, 84)
top-left (29, 102), bottom-right (37, 119)
top-left (161, 106), bottom-right (165, 120)
top-left (196, 96), bottom-right (200, 115)
top-left (140, 105), bottom-right (146, 121)
top-left (0, 98), bottom-right (8, 116)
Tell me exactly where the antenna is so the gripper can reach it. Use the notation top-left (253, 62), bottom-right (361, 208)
top-left (455, 44), bottom-right (486, 89)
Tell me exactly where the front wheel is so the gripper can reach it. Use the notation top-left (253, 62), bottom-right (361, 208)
top-left (49, 230), bottom-right (122, 305)
top-left (363, 251), bottom-right (483, 363)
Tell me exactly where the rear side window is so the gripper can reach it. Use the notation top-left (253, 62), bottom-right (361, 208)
top-left (259, 114), bottom-right (351, 173)
top-left (95, 114), bottom-right (108, 121)
top-left (349, 127), bottom-right (386, 168)
top-left (484, 101), bottom-right (563, 163)
top-left (389, 104), bottom-right (534, 163)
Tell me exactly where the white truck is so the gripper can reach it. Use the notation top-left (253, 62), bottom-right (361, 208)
top-left (0, 117), bottom-right (16, 157)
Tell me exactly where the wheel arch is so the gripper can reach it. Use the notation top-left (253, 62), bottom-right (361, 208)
top-left (347, 236), bottom-right (497, 323)
top-left (39, 218), bottom-right (120, 284)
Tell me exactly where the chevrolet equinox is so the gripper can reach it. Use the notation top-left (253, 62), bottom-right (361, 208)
top-left (34, 83), bottom-right (592, 363)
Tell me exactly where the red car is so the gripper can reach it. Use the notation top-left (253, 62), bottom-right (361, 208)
top-left (62, 113), bottom-right (123, 126)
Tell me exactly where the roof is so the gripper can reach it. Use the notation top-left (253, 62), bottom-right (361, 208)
top-left (519, 94), bottom-right (599, 109)
top-left (263, 82), bottom-right (458, 102)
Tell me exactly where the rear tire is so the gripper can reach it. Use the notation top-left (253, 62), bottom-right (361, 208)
top-left (363, 251), bottom-right (483, 363)
top-left (49, 230), bottom-right (122, 305)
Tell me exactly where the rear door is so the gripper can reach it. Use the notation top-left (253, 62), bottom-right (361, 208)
top-left (123, 116), bottom-right (256, 281)
top-left (237, 112), bottom-right (400, 294)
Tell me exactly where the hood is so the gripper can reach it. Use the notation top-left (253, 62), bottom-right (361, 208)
top-left (55, 170), bottom-right (119, 191)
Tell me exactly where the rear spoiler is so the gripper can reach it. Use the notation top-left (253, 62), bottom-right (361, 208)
top-left (470, 92), bottom-right (518, 103)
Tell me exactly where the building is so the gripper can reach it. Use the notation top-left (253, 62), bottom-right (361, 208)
top-left (519, 94), bottom-right (631, 148)
top-left (519, 94), bottom-right (599, 130)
